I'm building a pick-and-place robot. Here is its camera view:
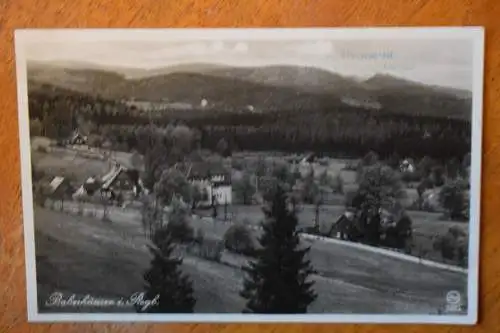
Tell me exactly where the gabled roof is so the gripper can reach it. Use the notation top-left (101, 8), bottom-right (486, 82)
top-left (102, 165), bottom-right (125, 189)
top-left (49, 176), bottom-right (65, 192)
top-left (186, 161), bottom-right (230, 180)
top-left (100, 162), bottom-right (144, 192)
top-left (69, 129), bottom-right (87, 143)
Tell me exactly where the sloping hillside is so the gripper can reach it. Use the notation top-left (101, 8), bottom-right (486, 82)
top-left (26, 61), bottom-right (472, 120)
top-left (34, 205), bottom-right (467, 314)
top-left (364, 74), bottom-right (472, 99)
top-left (28, 62), bottom-right (125, 98)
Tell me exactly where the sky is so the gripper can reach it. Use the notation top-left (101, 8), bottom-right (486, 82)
top-left (24, 38), bottom-right (473, 90)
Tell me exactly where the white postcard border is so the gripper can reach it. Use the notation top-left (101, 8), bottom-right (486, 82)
top-left (14, 27), bottom-right (485, 325)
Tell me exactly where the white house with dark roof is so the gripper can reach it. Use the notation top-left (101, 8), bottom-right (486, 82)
top-left (400, 158), bottom-right (416, 173)
top-left (186, 161), bottom-right (232, 206)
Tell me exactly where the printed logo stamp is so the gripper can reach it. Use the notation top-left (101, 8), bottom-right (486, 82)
top-left (445, 290), bottom-right (462, 312)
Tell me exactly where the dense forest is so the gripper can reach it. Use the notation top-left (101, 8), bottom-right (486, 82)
top-left (27, 86), bottom-right (471, 162)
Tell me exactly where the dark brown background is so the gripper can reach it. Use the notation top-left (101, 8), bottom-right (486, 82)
top-left (1, 0), bottom-right (499, 332)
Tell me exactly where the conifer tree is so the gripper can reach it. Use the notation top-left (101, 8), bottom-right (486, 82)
top-left (240, 185), bottom-right (317, 313)
top-left (139, 227), bottom-right (196, 313)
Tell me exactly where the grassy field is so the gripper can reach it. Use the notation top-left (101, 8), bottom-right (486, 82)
top-left (47, 196), bottom-right (468, 266)
top-left (31, 149), bottom-right (112, 183)
top-left (213, 204), bottom-right (468, 239)
top-left (34, 202), bottom-right (467, 314)
top-left (31, 143), bottom-right (138, 184)
top-left (205, 203), bottom-right (468, 264)
top-left (35, 207), bottom-right (246, 313)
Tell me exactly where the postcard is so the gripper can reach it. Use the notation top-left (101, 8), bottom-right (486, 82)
top-left (14, 27), bottom-right (484, 324)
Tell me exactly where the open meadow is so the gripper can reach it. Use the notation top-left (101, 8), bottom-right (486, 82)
top-left (35, 204), bottom-right (466, 314)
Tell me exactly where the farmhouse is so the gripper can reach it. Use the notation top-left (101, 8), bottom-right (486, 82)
top-left (47, 176), bottom-right (73, 199)
top-left (100, 162), bottom-right (146, 200)
top-left (400, 158), bottom-right (416, 173)
top-left (300, 152), bottom-right (318, 165)
top-left (186, 161), bottom-right (232, 206)
top-left (67, 129), bottom-right (88, 145)
top-left (72, 162), bottom-right (146, 202)
top-left (327, 210), bottom-right (355, 239)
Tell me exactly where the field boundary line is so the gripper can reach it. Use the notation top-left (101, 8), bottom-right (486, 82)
top-left (299, 233), bottom-right (468, 274)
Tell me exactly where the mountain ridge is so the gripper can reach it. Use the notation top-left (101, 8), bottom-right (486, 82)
top-left (27, 60), bottom-right (471, 97)
top-left (26, 61), bottom-right (472, 120)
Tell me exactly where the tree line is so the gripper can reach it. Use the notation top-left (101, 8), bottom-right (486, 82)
top-left (28, 90), bottom-right (471, 162)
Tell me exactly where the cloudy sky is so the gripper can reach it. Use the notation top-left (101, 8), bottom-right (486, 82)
top-left (24, 38), bottom-right (473, 90)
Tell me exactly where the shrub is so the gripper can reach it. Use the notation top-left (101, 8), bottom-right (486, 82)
top-left (223, 223), bottom-right (256, 256)
top-left (303, 225), bottom-right (322, 235)
top-left (439, 180), bottom-right (468, 220)
top-left (167, 219), bottom-right (194, 244)
top-left (343, 160), bottom-right (358, 171)
top-left (433, 233), bottom-right (456, 260)
top-left (392, 213), bottom-right (413, 246)
top-left (344, 190), bottom-right (358, 208)
top-left (449, 225), bottom-right (467, 238)
top-left (401, 171), bottom-right (422, 183)
top-left (187, 237), bottom-right (224, 262)
top-left (331, 173), bottom-right (344, 194)
top-left (433, 226), bottom-right (469, 266)
top-left (30, 119), bottom-right (43, 137)
top-left (77, 200), bottom-right (84, 216)
top-left (166, 198), bottom-right (194, 243)
top-left (430, 166), bottom-right (446, 187)
top-left (233, 172), bottom-right (256, 205)
top-left (409, 196), bottom-right (438, 212)
top-left (33, 183), bottom-right (48, 206)
top-left (232, 159), bottom-right (246, 171)
top-left (36, 145), bottom-right (48, 153)
top-left (193, 228), bottom-right (205, 245)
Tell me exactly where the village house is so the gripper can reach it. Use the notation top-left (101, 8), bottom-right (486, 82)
top-left (186, 161), bottom-right (232, 207)
top-left (100, 162), bottom-right (143, 199)
top-left (73, 161), bottom-right (146, 203)
top-left (47, 176), bottom-right (73, 199)
top-left (400, 158), bottom-right (416, 173)
top-left (67, 129), bottom-right (88, 145)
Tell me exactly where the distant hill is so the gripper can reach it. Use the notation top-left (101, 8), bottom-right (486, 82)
top-left (204, 65), bottom-right (364, 94)
top-left (27, 62), bottom-right (125, 97)
top-left (110, 72), bottom-right (343, 112)
top-left (128, 63), bottom-right (228, 79)
top-left (362, 74), bottom-right (472, 119)
top-left (26, 61), bottom-right (472, 120)
top-left (364, 74), bottom-right (472, 99)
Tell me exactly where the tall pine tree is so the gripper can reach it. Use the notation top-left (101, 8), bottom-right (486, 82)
top-left (139, 227), bottom-right (196, 313)
top-left (240, 185), bottom-right (317, 313)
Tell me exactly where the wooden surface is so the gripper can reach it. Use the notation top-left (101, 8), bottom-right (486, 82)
top-left (1, 0), bottom-right (499, 332)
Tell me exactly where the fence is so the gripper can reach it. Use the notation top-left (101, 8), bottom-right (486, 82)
top-left (42, 198), bottom-right (141, 221)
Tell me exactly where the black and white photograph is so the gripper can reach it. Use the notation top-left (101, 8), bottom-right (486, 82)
top-left (14, 28), bottom-right (484, 324)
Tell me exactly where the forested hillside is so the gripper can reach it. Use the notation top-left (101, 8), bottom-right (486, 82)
top-left (27, 82), bottom-right (470, 162)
